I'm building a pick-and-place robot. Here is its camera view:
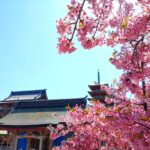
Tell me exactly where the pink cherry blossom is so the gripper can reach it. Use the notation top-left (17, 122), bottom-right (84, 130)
top-left (54, 0), bottom-right (150, 149)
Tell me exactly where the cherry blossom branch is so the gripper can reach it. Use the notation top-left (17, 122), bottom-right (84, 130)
top-left (131, 35), bottom-right (145, 65)
top-left (92, 19), bottom-right (101, 38)
top-left (69, 0), bottom-right (86, 42)
top-left (92, 2), bottom-right (107, 39)
top-left (108, 93), bottom-right (147, 112)
top-left (141, 62), bottom-right (146, 97)
top-left (68, 22), bottom-right (76, 25)
top-left (134, 121), bottom-right (150, 130)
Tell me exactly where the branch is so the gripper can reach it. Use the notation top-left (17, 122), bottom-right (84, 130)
top-left (134, 121), bottom-right (150, 130)
top-left (141, 62), bottom-right (147, 98)
top-left (131, 35), bottom-right (145, 63)
top-left (92, 18), bottom-right (101, 38)
top-left (92, 2), bottom-right (107, 39)
top-left (69, 0), bottom-right (86, 42)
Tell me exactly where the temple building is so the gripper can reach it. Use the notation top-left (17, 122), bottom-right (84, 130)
top-left (0, 89), bottom-right (86, 150)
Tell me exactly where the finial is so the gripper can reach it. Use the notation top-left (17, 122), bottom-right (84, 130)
top-left (97, 69), bottom-right (100, 84)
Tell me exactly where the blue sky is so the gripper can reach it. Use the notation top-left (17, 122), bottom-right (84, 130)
top-left (0, 0), bottom-right (121, 100)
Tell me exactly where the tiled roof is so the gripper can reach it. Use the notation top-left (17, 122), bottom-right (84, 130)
top-left (4, 89), bottom-right (48, 101)
top-left (0, 97), bottom-right (87, 128)
top-left (16, 98), bottom-right (87, 109)
top-left (0, 107), bottom-right (66, 127)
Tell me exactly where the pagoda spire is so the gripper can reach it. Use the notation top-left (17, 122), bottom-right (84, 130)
top-left (97, 69), bottom-right (100, 84)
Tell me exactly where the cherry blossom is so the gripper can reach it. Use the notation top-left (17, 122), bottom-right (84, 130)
top-left (53, 0), bottom-right (150, 149)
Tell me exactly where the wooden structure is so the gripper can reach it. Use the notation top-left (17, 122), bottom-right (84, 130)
top-left (88, 84), bottom-right (108, 101)
top-left (88, 70), bottom-right (108, 102)
top-left (88, 83), bottom-right (114, 107)
top-left (0, 89), bottom-right (87, 150)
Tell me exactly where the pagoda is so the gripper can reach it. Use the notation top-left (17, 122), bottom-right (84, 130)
top-left (88, 70), bottom-right (108, 102)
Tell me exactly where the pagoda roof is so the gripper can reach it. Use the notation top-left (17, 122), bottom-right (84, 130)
top-left (88, 84), bottom-right (108, 91)
top-left (0, 97), bottom-right (87, 128)
top-left (88, 84), bottom-right (101, 91)
top-left (3, 89), bottom-right (48, 101)
top-left (88, 90), bottom-right (107, 97)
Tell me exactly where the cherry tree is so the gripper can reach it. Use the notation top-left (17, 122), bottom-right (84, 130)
top-left (52, 0), bottom-right (150, 149)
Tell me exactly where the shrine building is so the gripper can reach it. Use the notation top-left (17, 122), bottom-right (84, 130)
top-left (0, 89), bottom-right (87, 150)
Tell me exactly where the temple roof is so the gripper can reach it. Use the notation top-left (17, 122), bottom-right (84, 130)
top-left (0, 108), bottom-right (65, 127)
top-left (4, 89), bottom-right (48, 101)
top-left (16, 98), bottom-right (86, 108)
top-left (0, 97), bottom-right (87, 128)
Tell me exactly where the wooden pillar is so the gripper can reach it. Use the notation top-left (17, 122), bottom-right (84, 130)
top-left (27, 137), bottom-right (30, 150)
top-left (13, 135), bottom-right (18, 150)
top-left (39, 136), bottom-right (43, 150)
